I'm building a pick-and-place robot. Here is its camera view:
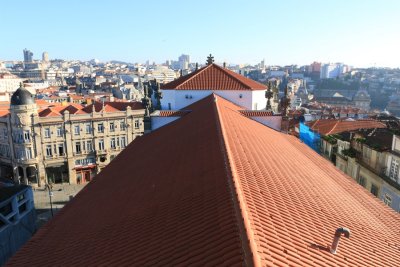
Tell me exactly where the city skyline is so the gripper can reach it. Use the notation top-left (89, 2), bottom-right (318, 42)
top-left (1, 0), bottom-right (400, 68)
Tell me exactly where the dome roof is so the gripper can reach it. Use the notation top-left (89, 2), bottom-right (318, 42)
top-left (11, 84), bottom-right (35, 106)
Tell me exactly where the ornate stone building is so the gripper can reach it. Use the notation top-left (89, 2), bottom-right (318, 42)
top-left (0, 85), bottom-right (145, 186)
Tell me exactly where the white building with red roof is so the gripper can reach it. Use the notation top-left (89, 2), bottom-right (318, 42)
top-left (160, 61), bottom-right (268, 110)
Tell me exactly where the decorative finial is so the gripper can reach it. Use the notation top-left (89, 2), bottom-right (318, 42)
top-left (19, 82), bottom-right (24, 88)
top-left (223, 62), bottom-right (226, 68)
top-left (206, 54), bottom-right (214, 65)
top-left (265, 81), bottom-right (273, 111)
top-left (195, 62), bottom-right (198, 70)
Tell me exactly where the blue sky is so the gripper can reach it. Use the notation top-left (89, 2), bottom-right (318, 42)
top-left (2, 0), bottom-right (399, 67)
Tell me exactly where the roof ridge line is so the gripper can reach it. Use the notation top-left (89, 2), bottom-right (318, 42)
top-left (327, 120), bottom-right (340, 135)
top-left (176, 64), bottom-right (213, 89)
top-left (213, 95), bottom-right (262, 267)
top-left (212, 64), bottom-right (252, 89)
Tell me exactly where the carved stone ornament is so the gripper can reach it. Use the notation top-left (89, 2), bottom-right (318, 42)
top-left (14, 113), bottom-right (29, 126)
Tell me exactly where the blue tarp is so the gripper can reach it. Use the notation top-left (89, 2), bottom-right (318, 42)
top-left (299, 122), bottom-right (321, 153)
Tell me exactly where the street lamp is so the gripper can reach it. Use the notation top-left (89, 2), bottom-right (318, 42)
top-left (45, 184), bottom-right (62, 217)
top-left (49, 189), bottom-right (54, 217)
top-left (45, 184), bottom-right (54, 217)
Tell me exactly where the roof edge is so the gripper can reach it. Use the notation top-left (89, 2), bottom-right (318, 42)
top-left (161, 64), bottom-right (212, 90)
top-left (213, 94), bottom-right (262, 267)
top-left (211, 64), bottom-right (251, 90)
top-left (176, 64), bottom-right (213, 89)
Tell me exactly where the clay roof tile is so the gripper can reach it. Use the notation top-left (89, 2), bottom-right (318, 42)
top-left (7, 95), bottom-right (400, 267)
top-left (161, 63), bottom-right (267, 91)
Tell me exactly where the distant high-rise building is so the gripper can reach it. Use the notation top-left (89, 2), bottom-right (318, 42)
top-left (178, 54), bottom-right (190, 70)
top-left (23, 49), bottom-right (33, 63)
top-left (320, 63), bottom-right (347, 79)
top-left (42, 51), bottom-right (49, 62)
top-left (309, 61), bottom-right (321, 73)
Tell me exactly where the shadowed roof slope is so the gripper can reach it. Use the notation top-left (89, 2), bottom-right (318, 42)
top-left (7, 95), bottom-right (400, 267)
top-left (7, 95), bottom-right (248, 266)
top-left (161, 63), bottom-right (267, 90)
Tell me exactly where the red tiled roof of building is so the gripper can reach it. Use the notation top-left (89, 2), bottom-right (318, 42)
top-left (161, 63), bottom-right (267, 91)
top-left (37, 101), bottom-right (142, 117)
top-left (38, 108), bottom-right (61, 117)
top-left (215, 96), bottom-right (400, 266)
top-left (0, 110), bottom-right (10, 117)
top-left (81, 102), bottom-right (120, 113)
top-left (68, 94), bottom-right (85, 100)
top-left (7, 95), bottom-right (400, 267)
top-left (35, 99), bottom-right (50, 106)
top-left (105, 101), bottom-right (144, 111)
top-left (307, 119), bottom-right (387, 135)
top-left (239, 110), bottom-right (274, 117)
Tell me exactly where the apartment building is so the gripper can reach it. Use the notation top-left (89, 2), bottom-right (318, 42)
top-left (0, 84), bottom-right (145, 186)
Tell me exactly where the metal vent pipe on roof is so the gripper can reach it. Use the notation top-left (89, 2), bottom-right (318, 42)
top-left (330, 227), bottom-right (350, 254)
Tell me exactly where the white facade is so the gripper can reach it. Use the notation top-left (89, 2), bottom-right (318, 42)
top-left (151, 116), bottom-right (181, 130)
top-left (161, 89), bottom-right (267, 110)
top-left (0, 74), bottom-right (23, 93)
top-left (320, 63), bottom-right (348, 79)
top-left (146, 66), bottom-right (178, 83)
top-left (251, 116), bottom-right (282, 131)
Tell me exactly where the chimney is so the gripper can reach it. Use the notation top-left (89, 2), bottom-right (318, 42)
top-left (330, 227), bottom-right (350, 254)
top-left (223, 62), bottom-right (226, 68)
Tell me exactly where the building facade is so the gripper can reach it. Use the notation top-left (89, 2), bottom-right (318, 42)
top-left (0, 85), bottom-right (145, 187)
top-left (161, 62), bottom-right (269, 111)
top-left (0, 74), bottom-right (22, 93)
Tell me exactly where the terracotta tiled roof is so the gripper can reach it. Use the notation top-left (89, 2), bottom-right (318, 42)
top-left (38, 108), bottom-right (61, 117)
top-left (0, 110), bottom-right (10, 117)
top-left (37, 101), bottom-right (142, 117)
top-left (161, 63), bottom-right (267, 91)
top-left (307, 119), bottom-right (387, 135)
top-left (69, 94), bottom-right (85, 100)
top-left (105, 101), bottom-right (144, 111)
top-left (7, 95), bottom-right (247, 266)
top-left (35, 99), bottom-right (51, 106)
top-left (82, 102), bottom-right (119, 113)
top-left (7, 95), bottom-right (400, 267)
top-left (239, 110), bottom-right (274, 117)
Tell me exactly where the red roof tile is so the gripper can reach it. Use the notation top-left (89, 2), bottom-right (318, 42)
top-left (38, 108), bottom-right (61, 117)
top-left (0, 110), bottom-right (10, 117)
top-left (161, 63), bottom-right (267, 91)
top-left (307, 119), bottom-right (386, 135)
top-left (7, 95), bottom-right (400, 267)
top-left (215, 95), bottom-right (400, 267)
top-left (81, 101), bottom-right (143, 113)
top-left (7, 95), bottom-right (248, 266)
